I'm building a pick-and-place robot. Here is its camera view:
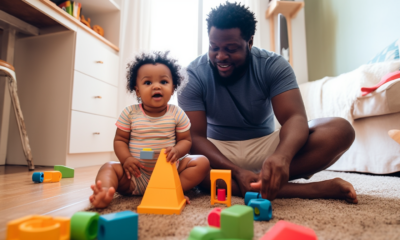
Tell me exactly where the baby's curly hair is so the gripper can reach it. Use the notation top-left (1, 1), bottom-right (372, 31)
top-left (206, 1), bottom-right (257, 41)
top-left (126, 51), bottom-right (184, 97)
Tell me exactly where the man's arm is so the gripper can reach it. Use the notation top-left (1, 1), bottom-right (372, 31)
top-left (254, 88), bottom-right (309, 199)
top-left (186, 111), bottom-right (259, 196)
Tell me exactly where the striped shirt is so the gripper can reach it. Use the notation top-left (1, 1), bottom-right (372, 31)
top-left (115, 103), bottom-right (191, 195)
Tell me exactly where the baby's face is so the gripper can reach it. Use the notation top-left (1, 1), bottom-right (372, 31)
top-left (135, 63), bottom-right (174, 110)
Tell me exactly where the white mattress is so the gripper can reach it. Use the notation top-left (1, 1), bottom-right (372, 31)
top-left (327, 112), bottom-right (400, 174)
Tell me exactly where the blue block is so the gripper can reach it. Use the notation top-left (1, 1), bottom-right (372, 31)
top-left (97, 211), bottom-right (138, 240)
top-left (244, 192), bottom-right (262, 205)
top-left (248, 199), bottom-right (272, 221)
top-left (140, 150), bottom-right (154, 159)
top-left (32, 172), bottom-right (44, 183)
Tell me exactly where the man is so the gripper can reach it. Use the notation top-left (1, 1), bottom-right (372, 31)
top-left (178, 2), bottom-right (358, 203)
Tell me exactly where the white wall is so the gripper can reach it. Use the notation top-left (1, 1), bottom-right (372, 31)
top-left (305, 0), bottom-right (400, 81)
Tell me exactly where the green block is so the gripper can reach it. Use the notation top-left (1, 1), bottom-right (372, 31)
top-left (54, 165), bottom-right (74, 178)
top-left (187, 226), bottom-right (222, 240)
top-left (71, 211), bottom-right (99, 240)
top-left (220, 205), bottom-right (253, 240)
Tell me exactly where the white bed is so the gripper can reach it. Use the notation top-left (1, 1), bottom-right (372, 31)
top-left (299, 60), bottom-right (400, 174)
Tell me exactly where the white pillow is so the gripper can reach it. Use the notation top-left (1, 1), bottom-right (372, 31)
top-left (352, 78), bottom-right (400, 119)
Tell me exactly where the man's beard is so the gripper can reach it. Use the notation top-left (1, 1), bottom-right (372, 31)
top-left (210, 47), bottom-right (251, 87)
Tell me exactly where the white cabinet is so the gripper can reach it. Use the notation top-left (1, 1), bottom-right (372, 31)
top-left (69, 111), bottom-right (116, 153)
top-left (75, 29), bottom-right (119, 87)
top-left (6, 0), bottom-right (122, 167)
top-left (72, 71), bottom-right (118, 118)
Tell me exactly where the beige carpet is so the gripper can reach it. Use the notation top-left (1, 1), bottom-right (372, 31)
top-left (86, 171), bottom-right (400, 240)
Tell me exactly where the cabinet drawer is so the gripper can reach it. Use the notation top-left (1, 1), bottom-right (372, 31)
top-left (72, 71), bottom-right (118, 118)
top-left (69, 111), bottom-right (116, 153)
top-left (75, 29), bottom-right (119, 86)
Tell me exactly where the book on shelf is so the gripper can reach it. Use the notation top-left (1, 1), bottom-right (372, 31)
top-left (58, 1), bottom-right (72, 16)
top-left (73, 2), bottom-right (82, 20)
top-left (57, 1), bottom-right (82, 20)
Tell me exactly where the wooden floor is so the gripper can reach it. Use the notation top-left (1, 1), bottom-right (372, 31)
top-left (0, 165), bottom-right (101, 240)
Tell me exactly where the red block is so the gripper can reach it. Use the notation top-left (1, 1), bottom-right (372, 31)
top-left (260, 220), bottom-right (317, 240)
top-left (207, 208), bottom-right (222, 228)
top-left (217, 189), bottom-right (226, 201)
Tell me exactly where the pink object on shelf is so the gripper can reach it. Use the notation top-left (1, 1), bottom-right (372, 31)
top-left (217, 189), bottom-right (226, 201)
top-left (260, 220), bottom-right (317, 240)
top-left (207, 208), bottom-right (222, 228)
top-left (361, 71), bottom-right (400, 96)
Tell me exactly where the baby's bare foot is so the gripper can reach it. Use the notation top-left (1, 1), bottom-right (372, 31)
top-left (184, 195), bottom-right (190, 204)
top-left (324, 178), bottom-right (358, 204)
top-left (89, 180), bottom-right (115, 208)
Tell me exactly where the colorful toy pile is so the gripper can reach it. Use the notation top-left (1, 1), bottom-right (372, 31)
top-left (189, 205), bottom-right (254, 240)
top-left (6, 211), bottom-right (138, 240)
top-left (15, 149), bottom-right (319, 240)
top-left (31, 165), bottom-right (74, 183)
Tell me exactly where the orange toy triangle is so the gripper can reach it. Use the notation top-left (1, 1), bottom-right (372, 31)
top-left (136, 149), bottom-right (186, 215)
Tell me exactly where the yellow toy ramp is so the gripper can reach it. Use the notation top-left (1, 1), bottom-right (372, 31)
top-left (137, 149), bottom-right (186, 215)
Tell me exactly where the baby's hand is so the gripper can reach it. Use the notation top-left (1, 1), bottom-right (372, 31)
top-left (165, 147), bottom-right (180, 163)
top-left (123, 157), bottom-right (144, 179)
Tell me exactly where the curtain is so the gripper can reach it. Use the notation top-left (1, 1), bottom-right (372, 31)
top-left (118, 0), bottom-right (152, 112)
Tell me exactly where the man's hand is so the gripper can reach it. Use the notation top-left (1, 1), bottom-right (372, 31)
top-left (234, 169), bottom-right (260, 197)
top-left (123, 157), bottom-right (144, 179)
top-left (165, 146), bottom-right (180, 163)
top-left (250, 154), bottom-right (290, 200)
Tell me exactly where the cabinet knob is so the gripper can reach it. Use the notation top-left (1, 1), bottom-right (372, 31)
top-left (93, 132), bottom-right (100, 135)
top-left (96, 61), bottom-right (104, 64)
top-left (94, 96), bottom-right (102, 99)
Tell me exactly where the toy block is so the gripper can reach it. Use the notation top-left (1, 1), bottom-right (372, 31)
top-left (260, 220), bottom-right (317, 240)
top-left (217, 189), bottom-right (226, 201)
top-left (6, 215), bottom-right (69, 240)
top-left (220, 205), bottom-right (253, 239)
top-left (32, 172), bottom-right (44, 183)
top-left (140, 148), bottom-right (154, 159)
top-left (70, 211), bottom-right (100, 240)
top-left (389, 129), bottom-right (400, 144)
top-left (244, 192), bottom-right (262, 205)
top-left (187, 226), bottom-right (223, 240)
top-left (248, 199), bottom-right (272, 221)
top-left (43, 171), bottom-right (62, 182)
top-left (97, 211), bottom-right (138, 240)
top-left (137, 149), bottom-right (186, 215)
top-left (208, 208), bottom-right (222, 228)
top-left (210, 170), bottom-right (231, 207)
top-left (54, 165), bottom-right (74, 178)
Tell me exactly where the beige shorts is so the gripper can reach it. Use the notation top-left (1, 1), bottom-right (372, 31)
top-left (208, 130), bottom-right (280, 173)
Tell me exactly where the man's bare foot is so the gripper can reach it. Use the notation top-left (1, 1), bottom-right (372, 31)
top-left (184, 195), bottom-right (190, 204)
top-left (251, 177), bottom-right (358, 204)
top-left (89, 180), bottom-right (115, 208)
top-left (321, 178), bottom-right (358, 204)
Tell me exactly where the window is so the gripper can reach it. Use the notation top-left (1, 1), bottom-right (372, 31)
top-left (148, 0), bottom-right (256, 104)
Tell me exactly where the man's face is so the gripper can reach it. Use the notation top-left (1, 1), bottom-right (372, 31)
top-left (208, 27), bottom-right (253, 80)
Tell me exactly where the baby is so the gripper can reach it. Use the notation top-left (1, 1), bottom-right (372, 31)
top-left (89, 51), bottom-right (210, 208)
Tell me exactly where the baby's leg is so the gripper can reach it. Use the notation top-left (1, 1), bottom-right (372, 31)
top-left (178, 155), bottom-right (210, 192)
top-left (89, 161), bottom-right (135, 208)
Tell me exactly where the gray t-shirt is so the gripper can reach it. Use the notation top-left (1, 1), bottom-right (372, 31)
top-left (178, 47), bottom-right (298, 141)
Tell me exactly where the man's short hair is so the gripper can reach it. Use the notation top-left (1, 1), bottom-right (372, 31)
top-left (206, 1), bottom-right (257, 41)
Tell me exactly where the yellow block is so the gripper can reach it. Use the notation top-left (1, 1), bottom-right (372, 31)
top-left (43, 171), bottom-right (62, 183)
top-left (210, 169), bottom-right (232, 207)
top-left (142, 148), bottom-right (152, 151)
top-left (6, 215), bottom-right (70, 240)
top-left (137, 149), bottom-right (186, 215)
top-left (389, 129), bottom-right (400, 144)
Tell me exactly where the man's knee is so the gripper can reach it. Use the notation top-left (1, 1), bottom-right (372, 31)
top-left (328, 118), bottom-right (355, 149)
